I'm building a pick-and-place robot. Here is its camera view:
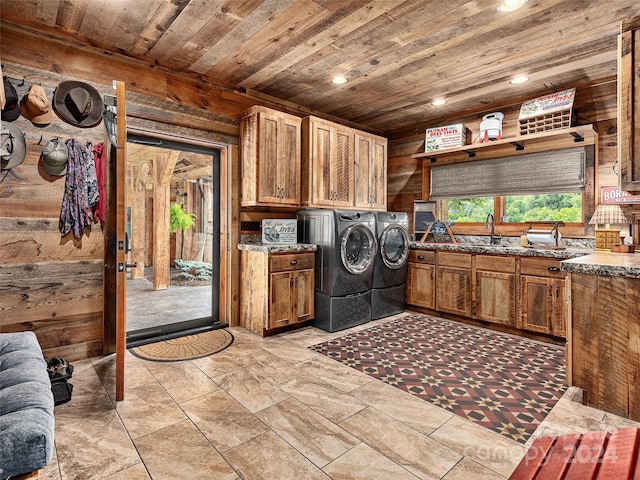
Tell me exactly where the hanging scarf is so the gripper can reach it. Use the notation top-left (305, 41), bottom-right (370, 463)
top-left (92, 142), bottom-right (106, 229)
top-left (59, 139), bottom-right (99, 238)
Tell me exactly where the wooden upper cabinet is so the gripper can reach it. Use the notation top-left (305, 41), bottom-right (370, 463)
top-left (618, 15), bottom-right (640, 193)
top-left (240, 106), bottom-right (302, 207)
top-left (302, 116), bottom-right (355, 208)
top-left (355, 132), bottom-right (387, 210)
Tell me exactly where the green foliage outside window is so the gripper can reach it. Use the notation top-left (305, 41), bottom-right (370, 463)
top-left (505, 194), bottom-right (581, 222)
top-left (446, 193), bottom-right (582, 223)
top-left (447, 197), bottom-right (494, 222)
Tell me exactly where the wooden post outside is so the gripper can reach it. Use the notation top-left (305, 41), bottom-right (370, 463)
top-left (151, 151), bottom-right (179, 290)
top-left (129, 163), bottom-right (149, 279)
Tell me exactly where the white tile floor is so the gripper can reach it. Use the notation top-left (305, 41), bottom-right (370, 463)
top-left (42, 313), bottom-right (640, 480)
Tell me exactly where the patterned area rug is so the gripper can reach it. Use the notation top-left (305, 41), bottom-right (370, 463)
top-left (310, 313), bottom-right (566, 444)
top-left (129, 329), bottom-right (233, 362)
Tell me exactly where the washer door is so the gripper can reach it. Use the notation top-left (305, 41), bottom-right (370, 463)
top-left (380, 224), bottom-right (409, 269)
top-left (340, 224), bottom-right (377, 275)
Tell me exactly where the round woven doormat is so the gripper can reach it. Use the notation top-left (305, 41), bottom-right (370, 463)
top-left (129, 329), bottom-right (234, 362)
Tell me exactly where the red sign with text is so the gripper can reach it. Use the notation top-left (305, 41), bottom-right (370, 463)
top-left (601, 186), bottom-right (640, 204)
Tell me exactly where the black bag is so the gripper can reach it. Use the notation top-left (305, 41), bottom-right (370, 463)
top-left (51, 380), bottom-right (74, 405)
top-left (46, 357), bottom-right (74, 405)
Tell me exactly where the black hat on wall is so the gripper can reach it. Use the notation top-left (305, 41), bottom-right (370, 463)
top-left (1, 77), bottom-right (20, 122)
top-left (53, 81), bottom-right (103, 128)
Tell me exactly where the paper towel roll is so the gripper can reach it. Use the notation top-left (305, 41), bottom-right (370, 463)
top-left (526, 230), bottom-right (561, 245)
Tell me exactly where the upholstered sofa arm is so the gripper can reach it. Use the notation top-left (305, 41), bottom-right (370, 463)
top-left (0, 332), bottom-right (55, 480)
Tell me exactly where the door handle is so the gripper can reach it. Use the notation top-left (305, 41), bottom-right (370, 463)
top-left (125, 263), bottom-right (138, 269)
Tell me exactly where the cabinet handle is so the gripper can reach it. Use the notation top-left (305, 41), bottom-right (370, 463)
top-left (290, 259), bottom-right (298, 265)
top-left (548, 266), bottom-right (560, 272)
top-left (417, 255), bottom-right (425, 260)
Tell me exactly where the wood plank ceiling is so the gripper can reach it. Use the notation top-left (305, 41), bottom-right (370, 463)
top-left (2, 0), bottom-right (640, 137)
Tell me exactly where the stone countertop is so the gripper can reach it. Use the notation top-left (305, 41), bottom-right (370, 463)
top-left (237, 243), bottom-right (317, 254)
top-left (409, 241), bottom-right (591, 259)
top-left (560, 251), bottom-right (640, 278)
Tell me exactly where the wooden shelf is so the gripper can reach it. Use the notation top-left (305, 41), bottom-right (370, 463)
top-left (412, 125), bottom-right (597, 165)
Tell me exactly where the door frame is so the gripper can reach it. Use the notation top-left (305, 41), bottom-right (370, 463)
top-left (103, 123), bottom-right (233, 398)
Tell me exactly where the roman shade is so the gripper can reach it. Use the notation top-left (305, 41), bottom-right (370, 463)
top-left (430, 147), bottom-right (588, 199)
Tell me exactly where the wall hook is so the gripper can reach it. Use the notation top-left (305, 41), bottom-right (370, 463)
top-left (18, 78), bottom-right (25, 87)
top-left (37, 135), bottom-right (43, 145)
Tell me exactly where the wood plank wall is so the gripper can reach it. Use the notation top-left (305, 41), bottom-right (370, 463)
top-left (386, 80), bottom-right (640, 235)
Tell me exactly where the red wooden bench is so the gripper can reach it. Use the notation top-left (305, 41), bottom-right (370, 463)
top-left (510, 428), bottom-right (640, 479)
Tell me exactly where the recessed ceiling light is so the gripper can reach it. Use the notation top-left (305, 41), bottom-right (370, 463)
top-left (510, 76), bottom-right (529, 84)
top-left (331, 76), bottom-right (347, 84)
top-left (431, 99), bottom-right (447, 106)
top-left (497, 0), bottom-right (528, 12)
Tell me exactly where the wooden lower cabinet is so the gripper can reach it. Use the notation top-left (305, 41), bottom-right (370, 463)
top-left (520, 276), bottom-right (566, 335)
top-left (568, 272), bottom-right (640, 421)
top-left (474, 255), bottom-right (516, 326)
top-left (406, 250), bottom-right (435, 309)
top-left (519, 257), bottom-right (566, 336)
top-left (436, 252), bottom-right (472, 317)
top-left (240, 251), bottom-right (314, 336)
top-left (405, 250), bottom-right (568, 338)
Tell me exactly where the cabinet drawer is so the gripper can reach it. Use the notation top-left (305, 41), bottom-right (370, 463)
top-left (438, 251), bottom-right (472, 268)
top-left (270, 253), bottom-right (314, 272)
top-left (520, 257), bottom-right (565, 278)
top-left (409, 250), bottom-right (436, 264)
top-left (475, 255), bottom-right (516, 273)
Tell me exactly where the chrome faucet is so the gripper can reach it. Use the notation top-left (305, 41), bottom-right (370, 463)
top-left (484, 213), bottom-right (501, 245)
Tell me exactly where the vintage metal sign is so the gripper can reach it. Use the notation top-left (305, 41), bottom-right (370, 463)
top-left (601, 186), bottom-right (640, 205)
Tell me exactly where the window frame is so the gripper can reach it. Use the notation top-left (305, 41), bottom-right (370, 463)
top-left (439, 194), bottom-right (589, 238)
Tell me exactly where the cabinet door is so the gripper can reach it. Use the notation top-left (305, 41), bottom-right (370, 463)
top-left (619, 18), bottom-right (640, 193)
top-left (269, 271), bottom-right (294, 329)
top-left (551, 278), bottom-right (566, 337)
top-left (242, 106), bottom-right (302, 207)
top-left (406, 263), bottom-right (435, 309)
top-left (475, 271), bottom-right (516, 326)
top-left (520, 275), bottom-right (554, 334)
top-left (308, 119), bottom-right (354, 207)
top-left (278, 116), bottom-right (301, 205)
top-left (436, 266), bottom-right (472, 317)
top-left (332, 125), bottom-right (355, 207)
top-left (257, 113), bottom-right (281, 204)
top-left (370, 137), bottom-right (387, 210)
top-left (354, 134), bottom-right (387, 210)
top-left (295, 269), bottom-right (314, 322)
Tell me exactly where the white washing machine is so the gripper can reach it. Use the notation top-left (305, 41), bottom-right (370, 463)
top-left (371, 211), bottom-right (410, 320)
top-left (297, 209), bottom-right (377, 332)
